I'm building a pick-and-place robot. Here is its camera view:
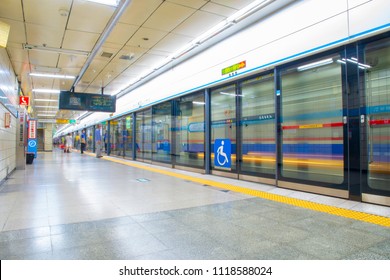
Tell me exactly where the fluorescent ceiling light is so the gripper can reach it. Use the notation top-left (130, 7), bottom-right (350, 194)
top-left (228, 0), bottom-right (275, 23)
top-left (85, 0), bottom-right (119, 6)
top-left (35, 105), bottom-right (58, 108)
top-left (23, 44), bottom-right (89, 56)
top-left (37, 119), bottom-right (56, 123)
top-left (37, 110), bottom-right (57, 114)
top-left (192, 101), bottom-right (205, 105)
top-left (172, 44), bottom-right (199, 59)
top-left (35, 99), bottom-right (58, 102)
top-left (195, 20), bottom-right (233, 44)
top-left (30, 73), bottom-right (76, 79)
top-left (297, 58), bottom-right (333, 71)
top-left (220, 92), bottom-right (244, 97)
top-left (33, 89), bottom-right (61, 93)
top-left (37, 114), bottom-right (57, 117)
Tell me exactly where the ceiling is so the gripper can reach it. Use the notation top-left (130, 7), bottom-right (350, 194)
top-left (0, 0), bottom-right (266, 124)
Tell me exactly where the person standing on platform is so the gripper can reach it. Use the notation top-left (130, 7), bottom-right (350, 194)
top-left (80, 129), bottom-right (86, 154)
top-left (65, 133), bottom-right (72, 153)
top-left (95, 124), bottom-right (103, 158)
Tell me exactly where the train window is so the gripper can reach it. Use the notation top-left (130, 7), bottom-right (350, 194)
top-left (365, 38), bottom-right (390, 191)
top-left (174, 92), bottom-right (205, 168)
top-left (240, 73), bottom-right (276, 175)
top-left (280, 55), bottom-right (344, 184)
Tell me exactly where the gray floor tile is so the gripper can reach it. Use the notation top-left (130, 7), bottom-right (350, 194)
top-left (0, 150), bottom-right (389, 260)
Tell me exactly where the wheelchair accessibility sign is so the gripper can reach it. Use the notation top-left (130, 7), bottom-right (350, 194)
top-left (214, 139), bottom-right (231, 170)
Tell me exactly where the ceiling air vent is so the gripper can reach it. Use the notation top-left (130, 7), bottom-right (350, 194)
top-left (119, 54), bottom-right (134, 61)
top-left (100, 51), bottom-right (113, 58)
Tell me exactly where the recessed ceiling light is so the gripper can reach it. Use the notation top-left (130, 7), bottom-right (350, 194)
top-left (85, 0), bottom-right (119, 6)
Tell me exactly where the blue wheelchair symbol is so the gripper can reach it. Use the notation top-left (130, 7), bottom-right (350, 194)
top-left (214, 139), bottom-right (231, 169)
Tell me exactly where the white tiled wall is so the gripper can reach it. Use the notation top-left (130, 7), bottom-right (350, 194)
top-left (0, 105), bottom-right (16, 181)
top-left (44, 123), bottom-right (53, 151)
top-left (0, 48), bottom-right (18, 183)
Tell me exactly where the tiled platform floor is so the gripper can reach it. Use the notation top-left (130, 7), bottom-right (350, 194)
top-left (0, 149), bottom-right (389, 260)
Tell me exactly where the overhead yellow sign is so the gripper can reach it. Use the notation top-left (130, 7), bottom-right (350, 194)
top-left (56, 119), bottom-right (69, 124)
top-left (0, 21), bottom-right (10, 48)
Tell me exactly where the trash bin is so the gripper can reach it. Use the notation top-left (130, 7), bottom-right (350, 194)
top-left (26, 153), bottom-right (34, 164)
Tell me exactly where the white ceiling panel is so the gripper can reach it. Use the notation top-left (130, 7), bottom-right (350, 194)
top-left (103, 81), bottom-right (127, 94)
top-left (143, 1), bottom-right (195, 32)
top-left (50, 79), bottom-right (75, 91)
top-left (86, 80), bottom-right (107, 93)
top-left (62, 29), bottom-right (100, 51)
top-left (7, 46), bottom-right (28, 65)
top-left (211, 0), bottom-right (254, 10)
top-left (23, 0), bottom-right (72, 28)
top-left (119, 0), bottom-right (163, 26)
top-left (173, 10), bottom-right (225, 37)
top-left (122, 64), bottom-right (150, 77)
top-left (106, 23), bottom-right (139, 45)
top-left (0, 18), bottom-right (26, 44)
top-left (68, 0), bottom-right (116, 33)
top-left (26, 23), bottom-right (64, 47)
top-left (153, 33), bottom-right (193, 53)
top-left (126, 27), bottom-right (168, 49)
top-left (200, 2), bottom-right (237, 17)
top-left (167, 0), bottom-right (208, 9)
top-left (58, 55), bottom-right (88, 70)
top-left (0, 0), bottom-right (23, 21)
top-left (135, 52), bottom-right (166, 67)
top-left (28, 51), bottom-right (60, 68)
top-left (9, 60), bottom-right (27, 79)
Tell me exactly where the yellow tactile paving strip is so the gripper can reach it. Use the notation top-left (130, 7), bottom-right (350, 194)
top-left (88, 152), bottom-right (390, 228)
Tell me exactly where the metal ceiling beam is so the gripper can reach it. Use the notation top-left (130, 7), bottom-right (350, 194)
top-left (71, 0), bottom-right (132, 90)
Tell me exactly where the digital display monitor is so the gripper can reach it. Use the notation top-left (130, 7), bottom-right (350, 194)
top-left (59, 91), bottom-right (116, 113)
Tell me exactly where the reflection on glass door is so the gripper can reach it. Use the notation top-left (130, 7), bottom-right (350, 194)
top-left (152, 102), bottom-right (172, 163)
top-left (240, 73), bottom-right (275, 177)
top-left (174, 92), bottom-right (205, 168)
top-left (280, 54), bottom-right (344, 185)
top-left (364, 37), bottom-right (390, 193)
top-left (110, 119), bottom-right (125, 156)
top-left (136, 109), bottom-right (152, 161)
top-left (124, 115), bottom-right (133, 159)
top-left (211, 84), bottom-right (237, 173)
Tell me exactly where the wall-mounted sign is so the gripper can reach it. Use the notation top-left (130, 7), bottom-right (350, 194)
top-left (19, 96), bottom-right (30, 106)
top-left (0, 21), bottom-right (10, 48)
top-left (214, 138), bottom-right (231, 170)
top-left (4, 112), bottom-right (11, 128)
top-left (59, 91), bottom-right (116, 113)
top-left (28, 119), bottom-right (37, 139)
top-left (222, 61), bottom-right (246, 76)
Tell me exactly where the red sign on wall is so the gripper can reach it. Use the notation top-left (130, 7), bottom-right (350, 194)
top-left (4, 112), bottom-right (11, 128)
top-left (28, 120), bottom-right (37, 139)
top-left (19, 96), bottom-right (30, 106)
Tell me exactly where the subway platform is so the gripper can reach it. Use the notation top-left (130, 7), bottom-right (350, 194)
top-left (0, 149), bottom-right (389, 260)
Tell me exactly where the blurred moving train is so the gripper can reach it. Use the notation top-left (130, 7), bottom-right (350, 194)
top-left (57, 1), bottom-right (390, 207)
